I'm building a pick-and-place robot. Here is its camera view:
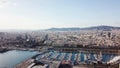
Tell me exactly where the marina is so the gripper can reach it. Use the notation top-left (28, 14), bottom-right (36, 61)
top-left (0, 47), bottom-right (119, 68)
top-left (35, 51), bottom-right (117, 64)
top-left (14, 49), bottom-right (118, 68)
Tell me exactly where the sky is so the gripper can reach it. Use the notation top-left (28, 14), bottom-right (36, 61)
top-left (0, 0), bottom-right (120, 30)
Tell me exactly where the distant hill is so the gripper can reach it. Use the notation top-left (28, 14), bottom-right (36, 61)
top-left (47, 28), bottom-right (81, 31)
top-left (46, 25), bottom-right (120, 31)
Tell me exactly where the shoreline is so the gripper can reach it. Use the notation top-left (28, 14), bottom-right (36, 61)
top-left (1, 46), bottom-right (120, 55)
top-left (0, 47), bottom-right (37, 53)
top-left (0, 48), bottom-right (9, 53)
top-left (14, 51), bottom-right (42, 68)
top-left (14, 57), bottom-right (34, 68)
top-left (0, 50), bottom-right (38, 68)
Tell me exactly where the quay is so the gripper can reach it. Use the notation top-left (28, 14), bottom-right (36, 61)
top-left (14, 47), bottom-right (120, 68)
top-left (0, 46), bottom-right (37, 52)
top-left (0, 48), bottom-right (9, 53)
top-left (15, 58), bottom-right (35, 68)
top-left (53, 46), bottom-right (120, 55)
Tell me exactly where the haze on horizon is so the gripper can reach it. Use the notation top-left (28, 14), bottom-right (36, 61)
top-left (0, 0), bottom-right (120, 30)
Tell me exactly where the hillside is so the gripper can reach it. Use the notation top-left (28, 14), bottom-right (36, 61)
top-left (46, 25), bottom-right (120, 31)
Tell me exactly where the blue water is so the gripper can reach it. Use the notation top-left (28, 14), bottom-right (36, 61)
top-left (64, 53), bottom-right (69, 60)
top-left (80, 52), bottom-right (85, 62)
top-left (36, 51), bottom-right (117, 64)
top-left (49, 52), bottom-right (54, 58)
top-left (90, 53), bottom-right (95, 61)
top-left (0, 50), bottom-right (116, 68)
top-left (56, 52), bottom-right (62, 60)
top-left (71, 53), bottom-right (75, 61)
top-left (0, 50), bottom-right (38, 68)
top-left (102, 54), bottom-right (113, 62)
top-left (50, 51), bottom-right (60, 60)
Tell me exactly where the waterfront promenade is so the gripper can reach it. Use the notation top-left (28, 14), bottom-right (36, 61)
top-left (15, 58), bottom-right (34, 68)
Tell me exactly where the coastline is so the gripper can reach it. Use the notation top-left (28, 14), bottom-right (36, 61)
top-left (0, 48), bottom-right (9, 53)
top-left (14, 52), bottom-right (42, 68)
top-left (14, 57), bottom-right (34, 68)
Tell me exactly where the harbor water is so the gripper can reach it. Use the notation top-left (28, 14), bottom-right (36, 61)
top-left (0, 50), bottom-right (38, 68)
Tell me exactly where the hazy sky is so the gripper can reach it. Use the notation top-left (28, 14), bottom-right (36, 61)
top-left (0, 0), bottom-right (120, 30)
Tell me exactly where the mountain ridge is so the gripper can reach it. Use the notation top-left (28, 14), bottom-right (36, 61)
top-left (46, 25), bottom-right (120, 31)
